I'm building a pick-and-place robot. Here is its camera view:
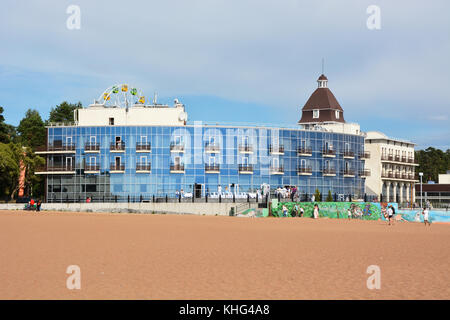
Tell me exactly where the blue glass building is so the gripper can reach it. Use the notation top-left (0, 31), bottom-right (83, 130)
top-left (36, 76), bottom-right (369, 202)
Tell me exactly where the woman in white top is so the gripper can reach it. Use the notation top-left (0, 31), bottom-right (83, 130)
top-left (313, 205), bottom-right (319, 219)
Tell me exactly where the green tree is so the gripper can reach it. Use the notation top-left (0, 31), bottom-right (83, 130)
top-left (0, 106), bottom-right (15, 144)
top-left (416, 147), bottom-right (450, 182)
top-left (0, 143), bottom-right (21, 199)
top-left (314, 188), bottom-right (321, 202)
top-left (47, 101), bottom-right (81, 123)
top-left (17, 109), bottom-right (46, 150)
top-left (326, 190), bottom-right (333, 202)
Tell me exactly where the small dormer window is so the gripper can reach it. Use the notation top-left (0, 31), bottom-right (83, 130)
top-left (335, 110), bottom-right (340, 119)
top-left (313, 110), bottom-right (320, 119)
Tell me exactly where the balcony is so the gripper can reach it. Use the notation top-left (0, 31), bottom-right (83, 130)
top-left (322, 168), bottom-right (336, 176)
top-left (35, 144), bottom-right (76, 154)
top-left (136, 143), bottom-right (151, 153)
top-left (238, 164), bottom-right (253, 174)
top-left (297, 146), bottom-right (312, 156)
top-left (270, 166), bottom-right (284, 175)
top-left (205, 164), bottom-right (220, 173)
top-left (297, 166), bottom-right (312, 175)
top-left (359, 169), bottom-right (371, 177)
top-left (170, 164), bottom-right (185, 173)
top-left (110, 141), bottom-right (125, 152)
top-left (322, 148), bottom-right (336, 158)
top-left (407, 157), bottom-right (418, 164)
top-left (239, 144), bottom-right (253, 154)
top-left (170, 142), bottom-right (185, 153)
top-left (110, 163), bottom-right (125, 172)
top-left (205, 143), bottom-right (220, 153)
top-left (269, 144), bottom-right (284, 155)
top-left (136, 163), bottom-right (151, 173)
top-left (35, 165), bottom-right (75, 175)
top-left (85, 164), bottom-right (100, 173)
top-left (341, 169), bottom-right (355, 177)
top-left (359, 151), bottom-right (370, 159)
top-left (343, 150), bottom-right (355, 159)
top-left (85, 143), bottom-right (100, 153)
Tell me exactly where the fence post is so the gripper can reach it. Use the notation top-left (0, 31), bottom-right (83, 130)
top-left (233, 193), bottom-right (235, 203)
top-left (206, 194), bottom-right (208, 203)
top-left (166, 194), bottom-right (168, 203)
top-left (153, 195), bottom-right (155, 202)
top-left (115, 195), bottom-right (118, 203)
top-left (219, 194), bottom-right (222, 203)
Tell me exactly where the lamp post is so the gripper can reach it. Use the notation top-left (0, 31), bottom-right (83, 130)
top-left (419, 172), bottom-right (423, 209)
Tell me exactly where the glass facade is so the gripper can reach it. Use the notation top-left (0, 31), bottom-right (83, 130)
top-left (41, 123), bottom-right (366, 202)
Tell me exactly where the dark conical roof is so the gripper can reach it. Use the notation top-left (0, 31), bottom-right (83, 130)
top-left (318, 74), bottom-right (328, 81)
top-left (302, 87), bottom-right (343, 111)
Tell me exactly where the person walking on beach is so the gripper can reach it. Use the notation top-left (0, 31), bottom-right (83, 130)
top-left (36, 200), bottom-right (42, 212)
top-left (313, 204), bottom-right (319, 219)
top-left (387, 205), bottom-right (393, 225)
top-left (347, 208), bottom-right (352, 220)
top-left (422, 207), bottom-right (431, 226)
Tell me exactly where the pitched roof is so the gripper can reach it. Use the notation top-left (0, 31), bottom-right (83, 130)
top-left (302, 87), bottom-right (343, 111)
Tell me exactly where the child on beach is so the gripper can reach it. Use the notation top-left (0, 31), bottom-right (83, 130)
top-left (347, 208), bottom-right (352, 220)
top-left (313, 204), bottom-right (319, 219)
top-left (282, 205), bottom-right (288, 217)
top-left (299, 207), bottom-right (304, 217)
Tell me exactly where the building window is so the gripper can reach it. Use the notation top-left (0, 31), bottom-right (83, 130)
top-left (109, 117), bottom-right (114, 125)
top-left (335, 110), bottom-right (340, 119)
top-left (313, 110), bottom-right (320, 119)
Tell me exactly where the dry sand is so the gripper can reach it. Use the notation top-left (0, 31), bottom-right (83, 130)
top-left (0, 210), bottom-right (449, 300)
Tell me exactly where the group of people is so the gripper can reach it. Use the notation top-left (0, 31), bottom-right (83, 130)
top-left (280, 203), bottom-right (319, 218)
top-left (24, 199), bottom-right (42, 212)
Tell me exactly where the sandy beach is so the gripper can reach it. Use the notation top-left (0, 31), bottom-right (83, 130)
top-left (0, 210), bottom-right (449, 300)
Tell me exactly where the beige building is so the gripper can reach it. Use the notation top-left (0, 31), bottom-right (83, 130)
top-left (364, 131), bottom-right (419, 203)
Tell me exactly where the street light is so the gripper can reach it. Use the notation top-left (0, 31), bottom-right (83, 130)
top-left (419, 172), bottom-right (423, 209)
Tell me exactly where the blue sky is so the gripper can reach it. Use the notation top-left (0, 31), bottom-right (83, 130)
top-left (1, 0), bottom-right (449, 149)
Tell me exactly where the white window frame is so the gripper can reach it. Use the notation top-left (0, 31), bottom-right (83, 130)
top-left (313, 110), bottom-right (320, 119)
top-left (335, 110), bottom-right (340, 119)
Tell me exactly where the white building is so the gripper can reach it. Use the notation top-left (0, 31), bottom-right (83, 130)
top-left (364, 131), bottom-right (419, 203)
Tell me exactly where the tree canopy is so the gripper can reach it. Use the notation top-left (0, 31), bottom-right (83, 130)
top-left (48, 101), bottom-right (81, 123)
top-left (416, 147), bottom-right (450, 182)
top-left (17, 109), bottom-right (46, 151)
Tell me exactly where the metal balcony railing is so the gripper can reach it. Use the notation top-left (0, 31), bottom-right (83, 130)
top-left (269, 144), bottom-right (284, 154)
top-left (322, 168), bottom-right (336, 175)
top-left (36, 144), bottom-right (76, 152)
top-left (204, 143), bottom-right (220, 153)
top-left (359, 151), bottom-right (370, 159)
top-left (110, 164), bottom-right (125, 171)
top-left (36, 165), bottom-right (74, 172)
top-left (238, 144), bottom-right (253, 153)
top-left (136, 143), bottom-right (151, 152)
top-left (205, 164), bottom-right (220, 172)
top-left (297, 146), bottom-right (312, 155)
top-left (270, 166), bottom-right (284, 173)
top-left (297, 166), bottom-right (312, 174)
top-left (343, 150), bottom-right (355, 158)
top-left (341, 169), bottom-right (355, 176)
top-left (359, 169), bottom-right (371, 177)
top-left (170, 142), bottom-right (185, 152)
top-left (85, 143), bottom-right (100, 152)
top-left (110, 141), bottom-right (125, 151)
top-left (136, 163), bottom-right (151, 171)
top-left (322, 148), bottom-right (336, 156)
top-left (85, 164), bottom-right (99, 171)
top-left (170, 164), bottom-right (185, 171)
top-left (238, 164), bottom-right (253, 172)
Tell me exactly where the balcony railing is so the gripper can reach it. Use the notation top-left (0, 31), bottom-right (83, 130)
top-left (35, 144), bottom-right (76, 153)
top-left (341, 169), bottom-right (355, 176)
top-left (36, 165), bottom-right (74, 172)
top-left (297, 146), bottom-right (312, 155)
top-left (407, 157), bottom-right (418, 164)
top-left (170, 164), bottom-right (185, 172)
top-left (238, 164), bottom-right (253, 172)
top-left (110, 141), bottom-right (125, 151)
top-left (85, 164), bottom-right (99, 171)
top-left (136, 143), bottom-right (151, 152)
top-left (322, 168), bottom-right (336, 175)
top-left (270, 166), bottom-right (284, 173)
top-left (170, 142), bottom-right (185, 152)
top-left (85, 143), bottom-right (100, 152)
top-left (359, 169), bottom-right (371, 177)
top-left (238, 144), bottom-right (253, 153)
top-left (359, 151), bottom-right (370, 159)
top-left (343, 151), bottom-right (355, 158)
top-left (269, 144), bottom-right (284, 154)
top-left (136, 163), bottom-right (151, 171)
top-left (205, 143), bottom-right (220, 153)
top-left (322, 148), bottom-right (336, 157)
top-left (110, 164), bottom-right (125, 171)
top-left (297, 166), bottom-right (312, 174)
top-left (205, 164), bottom-right (220, 172)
